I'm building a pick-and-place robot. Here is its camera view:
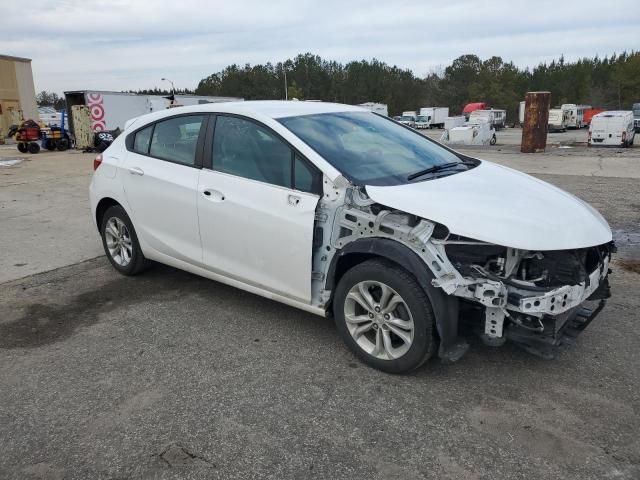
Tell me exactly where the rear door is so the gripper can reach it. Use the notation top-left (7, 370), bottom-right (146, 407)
top-left (197, 115), bottom-right (322, 303)
top-left (122, 114), bottom-right (207, 264)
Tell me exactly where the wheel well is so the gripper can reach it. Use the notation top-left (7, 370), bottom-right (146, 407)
top-left (95, 197), bottom-right (120, 231)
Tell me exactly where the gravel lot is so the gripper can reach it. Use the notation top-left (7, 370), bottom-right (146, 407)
top-left (1, 133), bottom-right (639, 479)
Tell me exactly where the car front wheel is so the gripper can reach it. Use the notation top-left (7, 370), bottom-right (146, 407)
top-left (333, 259), bottom-right (436, 373)
top-left (100, 205), bottom-right (147, 275)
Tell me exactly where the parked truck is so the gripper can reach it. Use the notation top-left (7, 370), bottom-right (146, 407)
top-left (416, 107), bottom-right (449, 129)
top-left (633, 103), bottom-right (640, 132)
top-left (561, 104), bottom-right (591, 129)
top-left (588, 111), bottom-right (636, 147)
top-left (399, 111), bottom-right (417, 128)
top-left (462, 102), bottom-right (489, 120)
top-left (63, 90), bottom-right (242, 137)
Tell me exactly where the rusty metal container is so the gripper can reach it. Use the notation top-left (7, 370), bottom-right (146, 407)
top-left (521, 91), bottom-right (551, 153)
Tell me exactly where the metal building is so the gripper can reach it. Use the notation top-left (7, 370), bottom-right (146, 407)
top-left (0, 54), bottom-right (38, 137)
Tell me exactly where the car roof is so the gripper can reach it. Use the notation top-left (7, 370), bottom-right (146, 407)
top-left (195, 100), bottom-right (367, 119)
top-left (593, 111), bottom-right (632, 118)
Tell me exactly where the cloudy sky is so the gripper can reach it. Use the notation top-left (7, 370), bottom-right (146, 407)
top-left (2, 0), bottom-right (638, 94)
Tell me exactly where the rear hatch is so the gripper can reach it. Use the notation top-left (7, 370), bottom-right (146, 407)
top-left (591, 116), bottom-right (622, 142)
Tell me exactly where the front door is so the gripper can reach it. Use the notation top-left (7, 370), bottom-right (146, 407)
top-left (197, 115), bottom-right (322, 303)
top-left (122, 114), bottom-right (206, 264)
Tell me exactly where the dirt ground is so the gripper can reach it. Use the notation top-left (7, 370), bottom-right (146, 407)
top-left (1, 131), bottom-right (639, 479)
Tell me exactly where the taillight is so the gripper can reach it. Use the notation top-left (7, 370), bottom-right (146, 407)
top-left (93, 154), bottom-right (103, 171)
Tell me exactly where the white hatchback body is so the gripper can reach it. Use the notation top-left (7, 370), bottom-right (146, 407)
top-left (90, 100), bottom-right (613, 370)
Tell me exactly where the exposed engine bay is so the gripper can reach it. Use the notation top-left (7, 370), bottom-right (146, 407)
top-left (312, 182), bottom-right (613, 361)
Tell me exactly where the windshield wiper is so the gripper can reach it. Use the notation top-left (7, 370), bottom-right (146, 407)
top-left (407, 162), bottom-right (466, 181)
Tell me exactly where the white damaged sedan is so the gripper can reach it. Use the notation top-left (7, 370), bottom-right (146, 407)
top-left (89, 101), bottom-right (614, 373)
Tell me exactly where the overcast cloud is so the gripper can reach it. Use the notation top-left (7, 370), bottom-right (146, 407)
top-left (2, 0), bottom-right (638, 93)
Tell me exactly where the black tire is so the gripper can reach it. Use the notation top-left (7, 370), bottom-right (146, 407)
top-left (100, 205), bottom-right (148, 275)
top-left (28, 142), bottom-right (40, 154)
top-left (333, 259), bottom-right (436, 373)
top-left (56, 138), bottom-right (69, 151)
top-left (45, 139), bottom-right (55, 151)
top-left (490, 135), bottom-right (497, 145)
top-left (17, 143), bottom-right (28, 153)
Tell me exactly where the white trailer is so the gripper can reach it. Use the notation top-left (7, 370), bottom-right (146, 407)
top-left (441, 118), bottom-right (496, 146)
top-left (548, 108), bottom-right (569, 132)
top-left (588, 111), bottom-right (636, 147)
top-left (469, 109), bottom-right (506, 130)
top-left (64, 90), bottom-right (242, 135)
top-left (418, 107), bottom-right (449, 129)
top-left (561, 104), bottom-right (592, 129)
top-left (358, 102), bottom-right (388, 116)
top-left (444, 116), bottom-right (465, 130)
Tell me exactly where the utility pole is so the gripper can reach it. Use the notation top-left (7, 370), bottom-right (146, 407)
top-left (284, 69), bottom-right (288, 100)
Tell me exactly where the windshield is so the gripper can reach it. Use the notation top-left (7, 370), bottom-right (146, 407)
top-left (416, 116), bottom-right (429, 122)
top-left (399, 116), bottom-right (414, 121)
top-left (279, 112), bottom-right (466, 186)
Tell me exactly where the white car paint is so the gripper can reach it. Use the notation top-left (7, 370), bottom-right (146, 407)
top-left (366, 161), bottom-right (612, 251)
top-left (197, 169), bottom-right (318, 302)
top-left (90, 100), bottom-right (612, 323)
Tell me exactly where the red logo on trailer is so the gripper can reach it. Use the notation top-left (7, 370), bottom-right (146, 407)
top-left (87, 93), bottom-right (106, 131)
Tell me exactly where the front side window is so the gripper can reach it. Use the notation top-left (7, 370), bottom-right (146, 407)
top-left (149, 115), bottom-right (204, 166)
top-left (212, 116), bottom-right (292, 188)
top-left (279, 112), bottom-right (465, 186)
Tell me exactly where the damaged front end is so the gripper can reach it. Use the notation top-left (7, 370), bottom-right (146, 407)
top-left (443, 240), bottom-right (614, 358)
top-left (316, 182), bottom-right (614, 362)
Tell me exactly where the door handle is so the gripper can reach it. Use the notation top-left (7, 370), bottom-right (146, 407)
top-left (202, 189), bottom-right (225, 202)
top-left (128, 166), bottom-right (144, 176)
top-left (288, 194), bottom-right (301, 206)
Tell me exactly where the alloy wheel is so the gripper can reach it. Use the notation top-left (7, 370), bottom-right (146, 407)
top-left (104, 217), bottom-right (133, 267)
top-left (343, 280), bottom-right (415, 360)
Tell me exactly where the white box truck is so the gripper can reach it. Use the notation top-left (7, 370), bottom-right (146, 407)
top-left (399, 111), bottom-right (417, 128)
top-left (588, 111), bottom-right (636, 147)
top-left (418, 107), bottom-right (449, 129)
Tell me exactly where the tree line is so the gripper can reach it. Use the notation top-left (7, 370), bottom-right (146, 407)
top-left (36, 51), bottom-right (639, 123)
top-left (194, 51), bottom-right (640, 121)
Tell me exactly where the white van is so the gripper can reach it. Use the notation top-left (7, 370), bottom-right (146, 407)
top-left (589, 111), bottom-right (636, 147)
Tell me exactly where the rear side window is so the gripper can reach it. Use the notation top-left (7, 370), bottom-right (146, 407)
top-left (149, 115), bottom-right (204, 166)
top-left (212, 116), bottom-right (292, 188)
top-left (133, 125), bottom-right (153, 154)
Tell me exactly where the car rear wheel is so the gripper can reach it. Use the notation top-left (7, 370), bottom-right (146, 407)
top-left (333, 259), bottom-right (436, 373)
top-left (100, 205), bottom-right (148, 275)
